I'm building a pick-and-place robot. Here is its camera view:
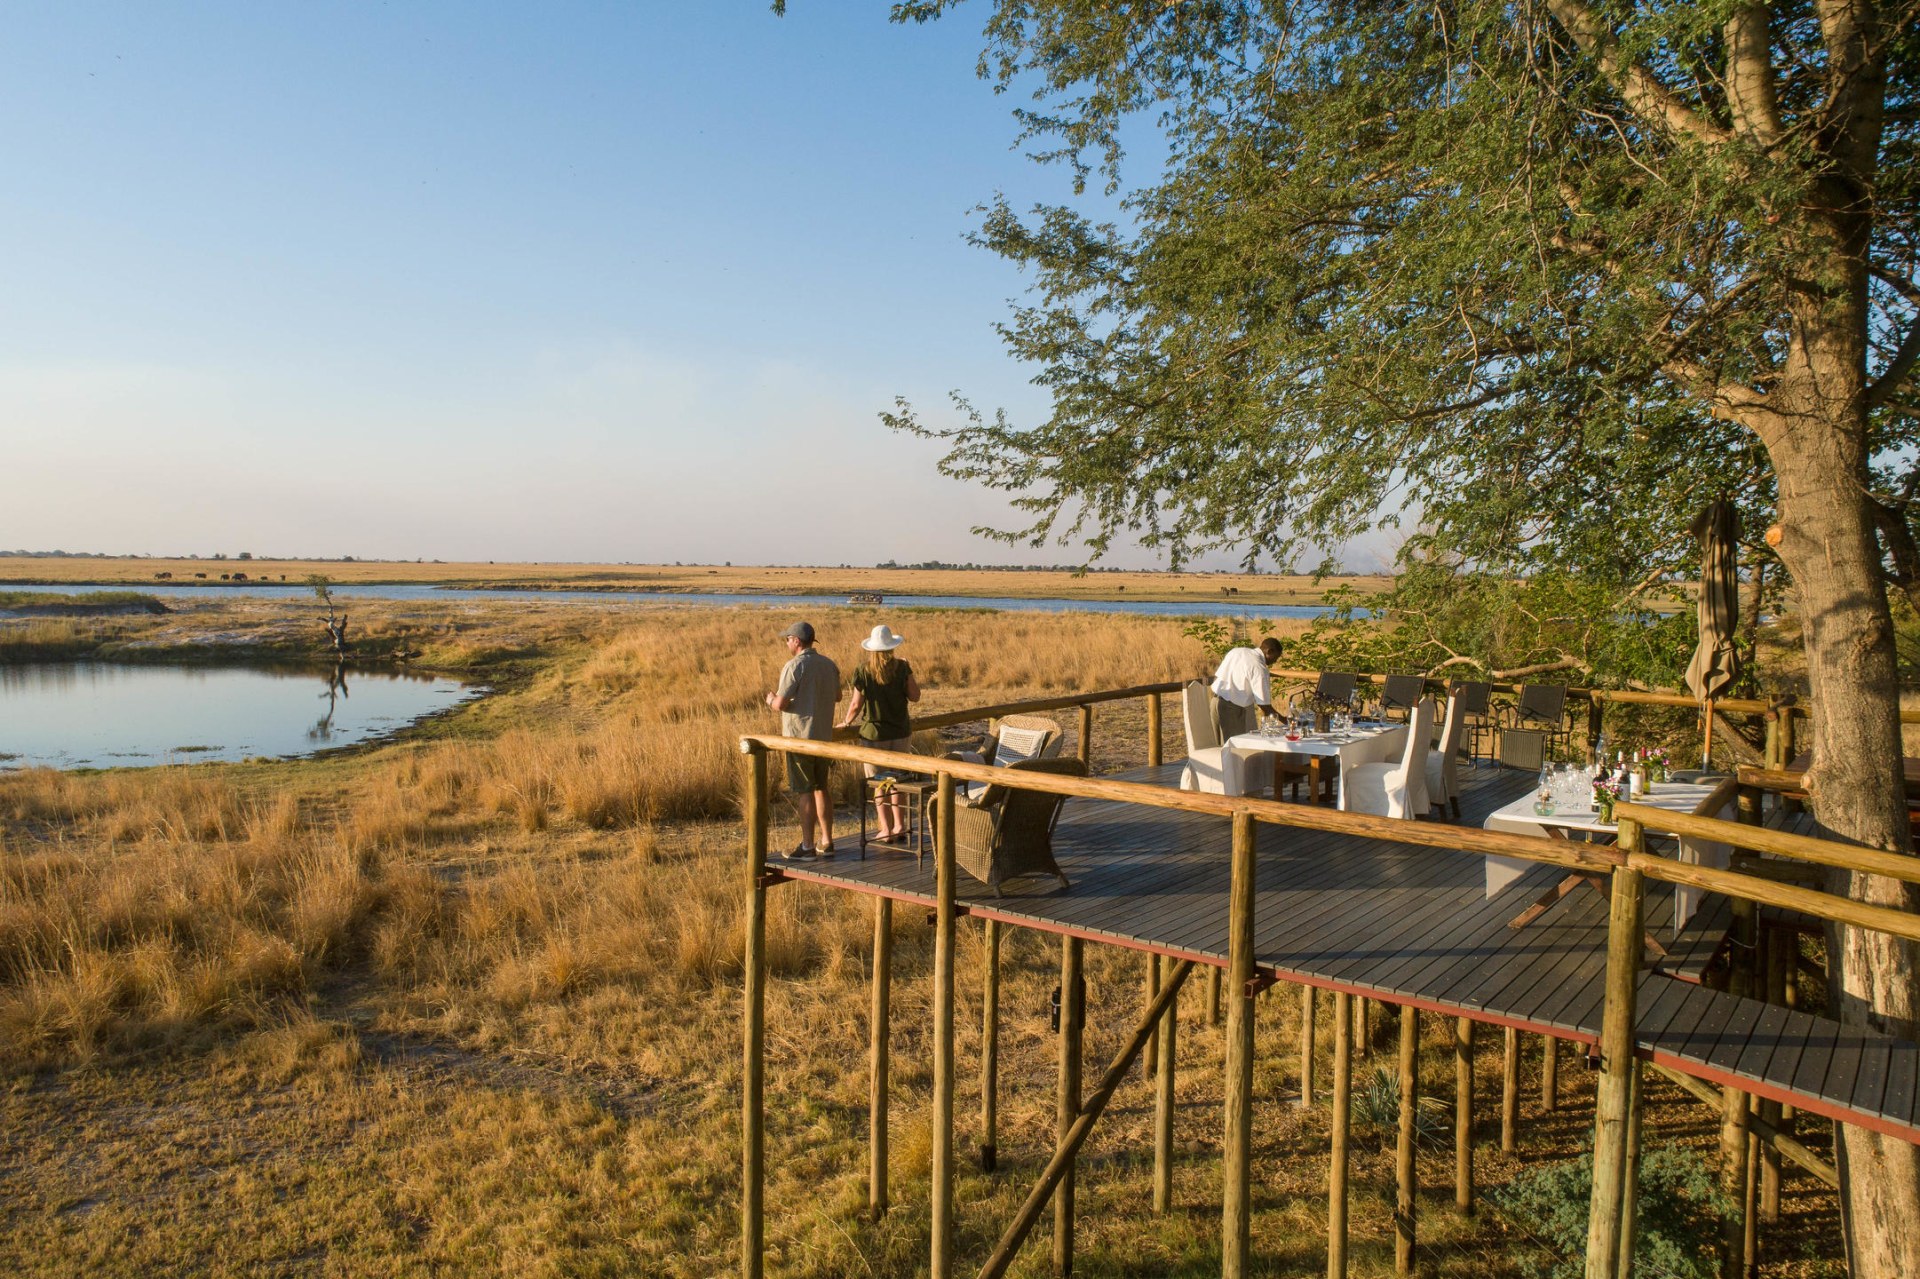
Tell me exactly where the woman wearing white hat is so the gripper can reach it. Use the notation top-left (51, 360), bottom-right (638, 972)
top-left (836, 624), bottom-right (922, 842)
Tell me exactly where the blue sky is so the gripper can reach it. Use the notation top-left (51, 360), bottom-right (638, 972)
top-left (1, 4), bottom-right (1391, 570)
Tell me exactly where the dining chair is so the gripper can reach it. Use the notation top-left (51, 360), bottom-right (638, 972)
top-left (1380, 674), bottom-right (1425, 721)
top-left (1315, 671), bottom-right (1359, 707)
top-left (1342, 698), bottom-right (1435, 819)
top-left (1507, 684), bottom-right (1570, 760)
top-left (1452, 680), bottom-right (1496, 762)
top-left (1424, 693), bottom-right (1467, 820)
top-left (1178, 679), bottom-right (1235, 795)
top-left (1494, 726), bottom-right (1547, 773)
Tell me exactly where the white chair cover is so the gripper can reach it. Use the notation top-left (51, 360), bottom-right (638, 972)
top-left (1424, 694), bottom-right (1466, 814)
top-left (1178, 679), bottom-right (1239, 794)
top-left (1341, 698), bottom-right (1435, 819)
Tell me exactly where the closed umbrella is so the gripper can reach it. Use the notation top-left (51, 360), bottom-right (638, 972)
top-left (1684, 499), bottom-right (1741, 766)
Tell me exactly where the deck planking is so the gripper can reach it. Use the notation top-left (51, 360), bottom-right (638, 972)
top-left (775, 759), bottom-right (1920, 1142)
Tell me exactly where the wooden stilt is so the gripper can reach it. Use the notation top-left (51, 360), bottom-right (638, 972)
top-left (1359, 997), bottom-right (1372, 1057)
top-left (1299, 984), bottom-right (1317, 1109)
top-left (1744, 1116), bottom-right (1761, 1275)
top-left (1721, 894), bottom-right (1756, 1275)
top-left (1145, 950), bottom-right (1161, 1081)
top-left (870, 897), bottom-right (892, 1217)
top-left (1501, 1027), bottom-right (1519, 1153)
top-left (1154, 953), bottom-right (1179, 1215)
top-left (1616, 1059), bottom-right (1642, 1279)
top-left (1395, 1004), bottom-right (1418, 1275)
top-left (1223, 811), bottom-right (1258, 1279)
top-left (1759, 928), bottom-right (1785, 1222)
top-left (1583, 845), bottom-right (1645, 1279)
top-left (1078, 704), bottom-right (1094, 767)
top-left (1209, 965), bottom-right (1222, 1027)
top-left (1056, 935), bottom-right (1083, 1278)
top-left (932, 773), bottom-right (957, 1279)
top-left (1147, 693), bottom-right (1164, 768)
top-left (1329, 992), bottom-right (1353, 1279)
top-left (741, 743), bottom-right (769, 1279)
top-left (980, 917), bottom-right (1000, 1173)
top-left (1454, 1016), bottom-right (1473, 1214)
top-left (977, 963), bottom-right (1193, 1279)
top-left (1542, 1034), bottom-right (1559, 1110)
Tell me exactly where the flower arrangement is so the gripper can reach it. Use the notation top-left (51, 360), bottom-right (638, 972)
top-left (1593, 775), bottom-right (1622, 822)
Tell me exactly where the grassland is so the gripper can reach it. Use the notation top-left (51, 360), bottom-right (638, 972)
top-left (0, 599), bottom-right (1838, 1277)
top-left (0, 554), bottom-right (1389, 607)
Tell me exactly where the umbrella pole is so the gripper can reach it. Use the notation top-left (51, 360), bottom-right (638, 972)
top-left (1702, 697), bottom-right (1715, 769)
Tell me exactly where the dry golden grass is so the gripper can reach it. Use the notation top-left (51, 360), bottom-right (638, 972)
top-left (0, 603), bottom-right (1841, 1277)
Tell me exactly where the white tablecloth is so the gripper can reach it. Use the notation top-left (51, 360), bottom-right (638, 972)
top-left (1226, 723), bottom-right (1408, 809)
top-left (1481, 781), bottom-right (1735, 934)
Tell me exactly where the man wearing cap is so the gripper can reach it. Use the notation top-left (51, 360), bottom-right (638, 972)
top-left (766, 621), bottom-right (840, 858)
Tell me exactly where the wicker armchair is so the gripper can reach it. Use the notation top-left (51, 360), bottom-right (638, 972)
top-left (942, 756), bottom-right (1088, 894)
top-left (947, 714), bottom-right (1065, 798)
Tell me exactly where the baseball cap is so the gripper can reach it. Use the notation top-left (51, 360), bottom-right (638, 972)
top-left (780, 621), bottom-right (815, 643)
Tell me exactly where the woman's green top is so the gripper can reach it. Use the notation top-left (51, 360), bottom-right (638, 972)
top-left (852, 660), bottom-right (913, 742)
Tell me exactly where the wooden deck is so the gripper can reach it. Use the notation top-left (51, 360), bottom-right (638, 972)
top-left (778, 762), bottom-right (1920, 1144)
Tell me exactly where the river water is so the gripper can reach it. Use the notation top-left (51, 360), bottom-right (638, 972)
top-left (0, 662), bottom-right (482, 770)
top-left (0, 580), bottom-right (1348, 620)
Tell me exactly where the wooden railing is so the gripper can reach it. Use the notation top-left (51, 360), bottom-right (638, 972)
top-left (741, 677), bottom-right (1920, 1279)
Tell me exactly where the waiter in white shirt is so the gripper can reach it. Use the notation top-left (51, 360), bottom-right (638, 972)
top-left (1209, 637), bottom-right (1285, 741)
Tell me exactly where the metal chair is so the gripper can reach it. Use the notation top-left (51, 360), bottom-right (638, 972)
top-left (1505, 684), bottom-right (1571, 760)
top-left (1452, 680), bottom-right (1496, 762)
top-left (1494, 726), bottom-right (1546, 772)
top-left (1315, 672), bottom-right (1359, 707)
top-left (1380, 674), bottom-right (1425, 721)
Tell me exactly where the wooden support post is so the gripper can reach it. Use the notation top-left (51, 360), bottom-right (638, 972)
top-left (1721, 893), bottom-right (1757, 1276)
top-left (1056, 935), bottom-right (1084, 1278)
top-left (1299, 984), bottom-right (1317, 1109)
top-left (981, 917), bottom-right (1000, 1173)
top-left (1395, 1004), bottom-right (1418, 1275)
top-left (871, 897), bottom-right (892, 1217)
top-left (932, 773), bottom-right (957, 1279)
top-left (1078, 703), bottom-right (1094, 767)
top-left (1357, 997), bottom-right (1371, 1057)
top-left (1209, 965), bottom-right (1222, 1027)
top-left (1329, 992), bottom-right (1353, 1279)
top-left (1454, 1016), bottom-right (1473, 1215)
top-left (1617, 1060), bottom-right (1643, 1279)
top-left (1744, 1116), bottom-right (1761, 1276)
top-left (1145, 951), bottom-right (1161, 1081)
top-left (1501, 1027), bottom-right (1519, 1153)
top-left (741, 743), bottom-right (769, 1279)
top-left (1758, 929), bottom-right (1784, 1222)
top-left (1542, 1034), bottom-right (1559, 1110)
top-left (1647, 1061), bottom-right (1838, 1189)
top-left (1147, 692), bottom-right (1164, 768)
top-left (1223, 811), bottom-right (1258, 1279)
top-left (1154, 953), bottom-right (1179, 1216)
top-left (977, 963), bottom-right (1194, 1279)
top-left (1583, 846), bottom-right (1645, 1279)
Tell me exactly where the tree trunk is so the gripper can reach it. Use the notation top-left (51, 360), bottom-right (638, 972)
top-left (1761, 280), bottom-right (1920, 1277)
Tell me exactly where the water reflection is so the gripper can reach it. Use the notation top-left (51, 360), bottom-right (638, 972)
top-left (0, 662), bottom-right (482, 770)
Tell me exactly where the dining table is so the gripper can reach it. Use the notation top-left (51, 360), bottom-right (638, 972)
top-left (1225, 721), bottom-right (1408, 807)
top-left (1481, 779), bottom-right (1735, 938)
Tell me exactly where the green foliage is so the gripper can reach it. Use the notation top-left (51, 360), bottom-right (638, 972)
top-left (1178, 616), bottom-right (1235, 662)
top-left (1487, 1145), bottom-right (1733, 1279)
top-left (1288, 566), bottom-right (1696, 691)
top-left (304, 574), bottom-right (334, 605)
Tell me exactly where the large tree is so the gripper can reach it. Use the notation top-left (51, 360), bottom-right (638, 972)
top-left (884, 0), bottom-right (1920, 1269)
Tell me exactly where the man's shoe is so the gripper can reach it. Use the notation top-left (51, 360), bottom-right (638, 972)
top-left (788, 844), bottom-right (818, 861)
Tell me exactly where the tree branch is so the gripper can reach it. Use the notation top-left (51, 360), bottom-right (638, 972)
top-left (1544, 0), bottom-right (1733, 146)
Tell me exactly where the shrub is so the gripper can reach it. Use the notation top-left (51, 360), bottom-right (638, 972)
top-left (1487, 1145), bottom-right (1733, 1279)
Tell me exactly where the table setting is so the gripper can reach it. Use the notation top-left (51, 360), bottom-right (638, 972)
top-left (1225, 712), bottom-right (1408, 807)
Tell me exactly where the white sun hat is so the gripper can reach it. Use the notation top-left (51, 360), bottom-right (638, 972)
top-left (861, 624), bottom-right (906, 651)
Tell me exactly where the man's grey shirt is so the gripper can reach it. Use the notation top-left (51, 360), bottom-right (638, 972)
top-left (777, 648), bottom-right (839, 741)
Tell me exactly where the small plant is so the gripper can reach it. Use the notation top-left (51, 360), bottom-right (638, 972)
top-left (1353, 1065), bottom-right (1450, 1147)
top-left (1487, 1145), bottom-right (1732, 1279)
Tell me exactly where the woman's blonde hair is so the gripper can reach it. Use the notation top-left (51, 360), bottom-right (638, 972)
top-left (864, 649), bottom-right (900, 682)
